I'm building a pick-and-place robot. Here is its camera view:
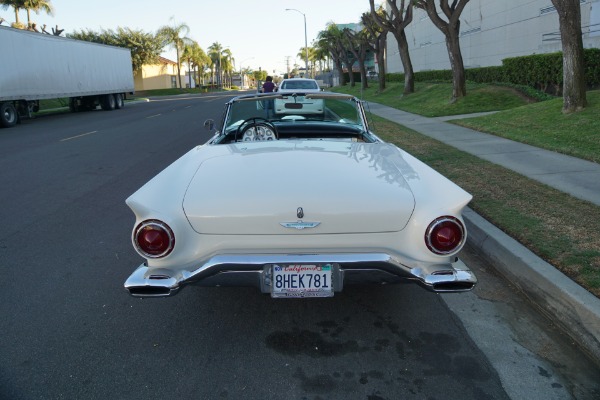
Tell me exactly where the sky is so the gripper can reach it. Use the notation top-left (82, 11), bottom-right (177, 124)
top-left (7, 0), bottom-right (380, 75)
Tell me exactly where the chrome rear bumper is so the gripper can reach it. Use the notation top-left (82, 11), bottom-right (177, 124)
top-left (124, 253), bottom-right (477, 298)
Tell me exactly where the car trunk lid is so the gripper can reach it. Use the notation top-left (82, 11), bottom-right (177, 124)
top-left (183, 141), bottom-right (415, 235)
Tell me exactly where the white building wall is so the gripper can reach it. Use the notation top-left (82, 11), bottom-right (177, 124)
top-left (386, 0), bottom-right (600, 73)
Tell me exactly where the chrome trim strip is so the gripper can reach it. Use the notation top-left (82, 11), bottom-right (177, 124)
top-left (124, 253), bottom-right (477, 297)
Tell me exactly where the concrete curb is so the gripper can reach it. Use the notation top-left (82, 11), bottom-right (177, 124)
top-left (463, 207), bottom-right (600, 365)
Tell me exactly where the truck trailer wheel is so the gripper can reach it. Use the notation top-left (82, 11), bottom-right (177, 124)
top-left (68, 98), bottom-right (80, 112)
top-left (114, 93), bottom-right (124, 109)
top-left (1, 102), bottom-right (18, 128)
top-left (100, 94), bottom-right (116, 111)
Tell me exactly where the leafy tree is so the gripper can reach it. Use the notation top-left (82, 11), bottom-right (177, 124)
top-left (23, 0), bottom-right (52, 26)
top-left (314, 31), bottom-right (335, 78)
top-left (369, 0), bottom-right (413, 93)
top-left (208, 42), bottom-right (230, 88)
top-left (1, 0), bottom-right (26, 27)
top-left (243, 66), bottom-right (254, 85)
top-left (362, 8), bottom-right (388, 92)
top-left (320, 22), bottom-right (358, 86)
top-left (317, 23), bottom-right (347, 86)
top-left (551, 0), bottom-right (587, 112)
top-left (68, 28), bottom-right (163, 73)
top-left (296, 46), bottom-right (319, 77)
top-left (312, 44), bottom-right (329, 75)
top-left (343, 26), bottom-right (371, 90)
top-left (182, 42), bottom-right (209, 87)
top-left (414, 0), bottom-right (471, 102)
top-left (252, 69), bottom-right (267, 82)
top-left (157, 20), bottom-right (192, 89)
top-left (221, 48), bottom-right (234, 88)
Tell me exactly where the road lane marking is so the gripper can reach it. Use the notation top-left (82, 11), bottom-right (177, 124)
top-left (146, 114), bottom-right (161, 118)
top-left (147, 94), bottom-right (230, 102)
top-left (60, 131), bottom-right (97, 141)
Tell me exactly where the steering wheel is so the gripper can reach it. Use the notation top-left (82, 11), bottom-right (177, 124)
top-left (237, 118), bottom-right (279, 142)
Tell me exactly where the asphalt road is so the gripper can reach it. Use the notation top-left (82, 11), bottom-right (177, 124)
top-left (1, 93), bottom-right (598, 400)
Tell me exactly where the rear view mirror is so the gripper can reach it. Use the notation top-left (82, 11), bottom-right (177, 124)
top-left (204, 119), bottom-right (215, 131)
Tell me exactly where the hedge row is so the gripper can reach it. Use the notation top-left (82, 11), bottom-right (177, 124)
top-left (384, 48), bottom-right (600, 92)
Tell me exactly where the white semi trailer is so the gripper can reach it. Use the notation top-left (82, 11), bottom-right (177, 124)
top-left (0, 25), bottom-right (135, 128)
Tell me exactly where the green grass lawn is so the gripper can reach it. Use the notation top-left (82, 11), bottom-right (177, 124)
top-left (371, 115), bottom-right (600, 297)
top-left (334, 81), bottom-right (534, 116)
top-left (452, 91), bottom-right (600, 163)
top-left (334, 82), bottom-right (600, 164)
top-left (334, 82), bottom-right (600, 296)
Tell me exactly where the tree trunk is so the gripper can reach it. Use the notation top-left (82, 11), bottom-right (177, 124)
top-left (342, 54), bottom-right (356, 87)
top-left (446, 29), bottom-right (467, 101)
top-left (377, 37), bottom-right (386, 92)
top-left (333, 58), bottom-right (346, 86)
top-left (359, 59), bottom-right (369, 91)
top-left (416, 0), bottom-right (469, 101)
top-left (345, 36), bottom-right (369, 90)
top-left (176, 48), bottom-right (183, 89)
top-left (396, 31), bottom-right (414, 94)
top-left (552, 0), bottom-right (587, 112)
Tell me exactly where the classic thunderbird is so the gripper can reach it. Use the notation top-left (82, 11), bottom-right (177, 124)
top-left (124, 92), bottom-right (477, 298)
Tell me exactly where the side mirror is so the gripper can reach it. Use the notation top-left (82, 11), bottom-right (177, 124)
top-left (204, 119), bottom-right (215, 131)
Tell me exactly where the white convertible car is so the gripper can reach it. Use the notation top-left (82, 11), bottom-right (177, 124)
top-left (124, 92), bottom-right (477, 298)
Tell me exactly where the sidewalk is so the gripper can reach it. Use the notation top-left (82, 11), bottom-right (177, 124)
top-left (367, 103), bottom-right (600, 207)
top-left (366, 101), bottom-right (600, 365)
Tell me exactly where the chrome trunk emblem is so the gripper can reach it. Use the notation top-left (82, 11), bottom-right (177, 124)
top-left (281, 207), bottom-right (319, 229)
top-left (280, 221), bottom-right (321, 230)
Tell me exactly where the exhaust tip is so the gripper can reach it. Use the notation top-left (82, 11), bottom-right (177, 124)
top-left (127, 286), bottom-right (174, 297)
top-left (432, 281), bottom-right (475, 292)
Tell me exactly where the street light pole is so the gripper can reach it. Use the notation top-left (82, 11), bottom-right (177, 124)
top-left (285, 8), bottom-right (309, 78)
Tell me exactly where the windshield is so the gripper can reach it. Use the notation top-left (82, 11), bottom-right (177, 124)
top-left (223, 94), bottom-right (365, 133)
top-left (279, 80), bottom-right (319, 90)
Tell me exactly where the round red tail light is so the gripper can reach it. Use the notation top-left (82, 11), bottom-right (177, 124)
top-left (425, 216), bottom-right (466, 255)
top-left (133, 220), bottom-right (175, 258)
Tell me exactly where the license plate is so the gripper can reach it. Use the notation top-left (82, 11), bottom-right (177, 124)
top-left (271, 264), bottom-right (333, 298)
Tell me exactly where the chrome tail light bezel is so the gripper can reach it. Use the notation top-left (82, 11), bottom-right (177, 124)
top-left (425, 216), bottom-right (466, 256)
top-left (133, 220), bottom-right (175, 259)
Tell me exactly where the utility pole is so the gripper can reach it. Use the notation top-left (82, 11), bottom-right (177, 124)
top-left (285, 56), bottom-right (291, 77)
top-left (286, 8), bottom-right (309, 78)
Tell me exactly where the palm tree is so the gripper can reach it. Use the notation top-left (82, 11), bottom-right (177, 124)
top-left (1, 0), bottom-right (26, 27)
top-left (317, 23), bottom-right (347, 86)
top-left (307, 46), bottom-right (319, 76)
top-left (208, 42), bottom-right (230, 89)
top-left (23, 0), bottom-right (53, 26)
top-left (207, 43), bottom-right (221, 88)
top-left (197, 49), bottom-right (211, 86)
top-left (221, 48), bottom-right (233, 88)
top-left (296, 46), bottom-right (317, 77)
top-left (157, 20), bottom-right (192, 89)
top-left (313, 45), bottom-right (328, 76)
top-left (240, 66), bottom-right (253, 88)
top-left (182, 42), bottom-right (210, 88)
